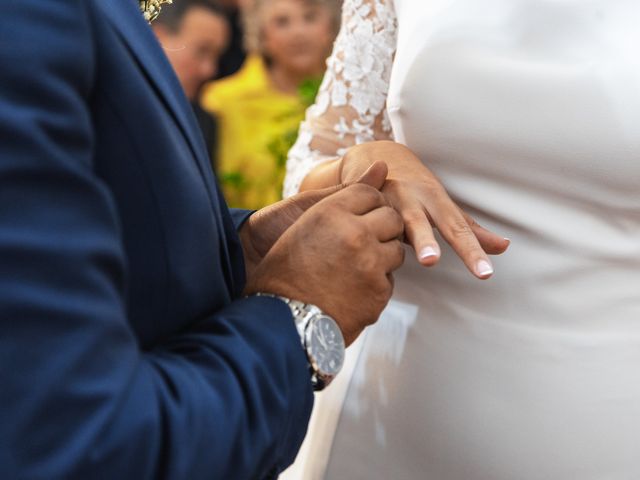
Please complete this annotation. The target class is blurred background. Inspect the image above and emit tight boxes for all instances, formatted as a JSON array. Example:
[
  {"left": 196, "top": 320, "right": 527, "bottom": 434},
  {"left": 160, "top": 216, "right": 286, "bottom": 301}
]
[{"left": 153, "top": 0, "right": 342, "bottom": 209}]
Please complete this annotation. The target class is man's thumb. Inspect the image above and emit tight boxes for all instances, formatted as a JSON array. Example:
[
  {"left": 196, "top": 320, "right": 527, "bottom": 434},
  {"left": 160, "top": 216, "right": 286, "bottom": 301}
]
[{"left": 354, "top": 161, "right": 388, "bottom": 190}]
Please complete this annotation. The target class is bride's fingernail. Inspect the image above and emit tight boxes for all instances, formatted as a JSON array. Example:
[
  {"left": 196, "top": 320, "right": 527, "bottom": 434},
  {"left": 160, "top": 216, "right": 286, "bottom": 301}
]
[
  {"left": 475, "top": 259, "right": 494, "bottom": 277},
  {"left": 419, "top": 246, "right": 439, "bottom": 260}
]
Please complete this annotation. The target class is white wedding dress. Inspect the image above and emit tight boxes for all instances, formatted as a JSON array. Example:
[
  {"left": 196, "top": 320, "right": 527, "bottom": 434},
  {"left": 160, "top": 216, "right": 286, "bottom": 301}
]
[{"left": 282, "top": 1, "right": 640, "bottom": 478}]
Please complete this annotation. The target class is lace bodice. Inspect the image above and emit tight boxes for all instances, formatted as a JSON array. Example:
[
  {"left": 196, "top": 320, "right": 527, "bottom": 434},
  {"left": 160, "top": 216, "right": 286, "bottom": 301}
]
[{"left": 283, "top": 0, "right": 398, "bottom": 197}]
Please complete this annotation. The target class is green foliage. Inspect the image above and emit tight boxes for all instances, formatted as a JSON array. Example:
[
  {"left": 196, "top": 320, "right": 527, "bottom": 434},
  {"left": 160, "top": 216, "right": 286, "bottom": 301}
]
[
  {"left": 220, "top": 171, "right": 247, "bottom": 189},
  {"left": 298, "top": 77, "right": 323, "bottom": 108}
]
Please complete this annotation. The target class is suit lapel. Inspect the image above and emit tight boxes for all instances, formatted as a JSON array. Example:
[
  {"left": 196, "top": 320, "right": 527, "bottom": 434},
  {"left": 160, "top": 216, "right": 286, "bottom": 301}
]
[
  {"left": 98, "top": 0, "right": 219, "bottom": 203},
  {"left": 97, "top": 0, "right": 238, "bottom": 293}
]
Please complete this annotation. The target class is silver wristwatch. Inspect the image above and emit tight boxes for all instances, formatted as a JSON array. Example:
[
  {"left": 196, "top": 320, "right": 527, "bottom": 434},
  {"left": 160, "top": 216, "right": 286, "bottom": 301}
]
[{"left": 258, "top": 294, "right": 345, "bottom": 391}]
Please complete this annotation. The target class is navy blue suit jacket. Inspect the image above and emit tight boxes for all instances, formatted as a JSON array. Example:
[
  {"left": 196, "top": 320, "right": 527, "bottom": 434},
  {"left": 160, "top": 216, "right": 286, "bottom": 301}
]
[{"left": 0, "top": 1, "right": 313, "bottom": 478}]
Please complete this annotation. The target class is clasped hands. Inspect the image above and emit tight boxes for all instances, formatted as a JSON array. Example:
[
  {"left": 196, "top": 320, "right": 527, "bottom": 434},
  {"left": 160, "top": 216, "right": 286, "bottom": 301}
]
[{"left": 242, "top": 141, "right": 509, "bottom": 346}]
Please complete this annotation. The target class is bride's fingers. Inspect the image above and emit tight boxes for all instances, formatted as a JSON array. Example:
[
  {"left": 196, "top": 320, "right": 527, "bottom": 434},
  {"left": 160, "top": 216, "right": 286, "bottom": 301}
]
[
  {"left": 387, "top": 182, "right": 505, "bottom": 278},
  {"left": 424, "top": 195, "right": 496, "bottom": 279},
  {"left": 460, "top": 210, "right": 511, "bottom": 255},
  {"left": 400, "top": 206, "right": 441, "bottom": 266},
  {"left": 471, "top": 226, "right": 511, "bottom": 255}
]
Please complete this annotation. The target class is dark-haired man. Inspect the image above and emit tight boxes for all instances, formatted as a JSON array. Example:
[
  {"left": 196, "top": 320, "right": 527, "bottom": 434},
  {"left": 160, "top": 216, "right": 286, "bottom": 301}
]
[{"left": 153, "top": 0, "right": 229, "bottom": 99}]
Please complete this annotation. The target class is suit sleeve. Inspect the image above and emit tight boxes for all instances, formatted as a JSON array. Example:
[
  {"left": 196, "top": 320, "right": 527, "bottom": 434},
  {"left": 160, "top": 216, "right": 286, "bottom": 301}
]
[
  {"left": 0, "top": 2, "right": 312, "bottom": 479},
  {"left": 229, "top": 208, "right": 255, "bottom": 230}
]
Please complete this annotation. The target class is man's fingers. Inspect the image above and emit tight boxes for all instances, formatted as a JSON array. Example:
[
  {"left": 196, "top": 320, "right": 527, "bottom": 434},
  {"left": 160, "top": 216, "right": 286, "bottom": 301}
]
[
  {"left": 378, "top": 239, "right": 406, "bottom": 273},
  {"left": 328, "top": 183, "right": 389, "bottom": 215},
  {"left": 289, "top": 184, "right": 348, "bottom": 212},
  {"left": 363, "top": 206, "right": 404, "bottom": 242}
]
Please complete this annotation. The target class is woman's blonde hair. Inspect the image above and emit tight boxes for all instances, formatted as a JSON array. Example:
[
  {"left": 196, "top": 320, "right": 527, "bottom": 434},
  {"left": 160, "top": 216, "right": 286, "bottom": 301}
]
[{"left": 242, "top": 0, "right": 342, "bottom": 55}]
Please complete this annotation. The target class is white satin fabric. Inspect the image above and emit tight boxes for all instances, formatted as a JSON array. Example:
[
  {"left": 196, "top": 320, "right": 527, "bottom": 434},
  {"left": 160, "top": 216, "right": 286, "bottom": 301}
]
[{"left": 283, "top": 1, "right": 640, "bottom": 478}]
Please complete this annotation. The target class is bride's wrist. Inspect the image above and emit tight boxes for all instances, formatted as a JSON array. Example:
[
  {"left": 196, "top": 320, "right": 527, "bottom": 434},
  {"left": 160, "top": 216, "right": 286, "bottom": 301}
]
[{"left": 340, "top": 149, "right": 376, "bottom": 184}]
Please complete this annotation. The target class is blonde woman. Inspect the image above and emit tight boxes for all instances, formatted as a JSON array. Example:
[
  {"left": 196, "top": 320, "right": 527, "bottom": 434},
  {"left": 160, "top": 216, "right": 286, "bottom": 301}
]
[{"left": 201, "top": 0, "right": 341, "bottom": 209}]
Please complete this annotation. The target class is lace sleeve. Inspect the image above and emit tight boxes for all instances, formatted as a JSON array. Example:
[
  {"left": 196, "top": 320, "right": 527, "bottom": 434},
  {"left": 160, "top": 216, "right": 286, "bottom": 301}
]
[{"left": 283, "top": 0, "right": 398, "bottom": 197}]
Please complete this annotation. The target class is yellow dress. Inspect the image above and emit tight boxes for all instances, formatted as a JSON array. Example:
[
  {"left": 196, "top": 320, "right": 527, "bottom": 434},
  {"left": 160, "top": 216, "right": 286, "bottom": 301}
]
[{"left": 201, "top": 56, "right": 309, "bottom": 209}]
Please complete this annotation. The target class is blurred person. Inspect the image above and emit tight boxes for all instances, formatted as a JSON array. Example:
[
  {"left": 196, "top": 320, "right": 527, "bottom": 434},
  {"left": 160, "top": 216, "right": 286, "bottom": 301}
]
[
  {"left": 201, "top": 0, "right": 341, "bottom": 209},
  {"left": 215, "top": 0, "right": 250, "bottom": 79},
  {"left": 152, "top": 0, "right": 230, "bottom": 165}
]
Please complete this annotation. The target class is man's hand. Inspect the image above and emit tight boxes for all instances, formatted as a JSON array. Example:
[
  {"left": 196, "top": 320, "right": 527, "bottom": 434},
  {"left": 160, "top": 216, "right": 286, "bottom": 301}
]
[
  {"left": 239, "top": 161, "right": 393, "bottom": 281},
  {"left": 244, "top": 162, "right": 405, "bottom": 346}
]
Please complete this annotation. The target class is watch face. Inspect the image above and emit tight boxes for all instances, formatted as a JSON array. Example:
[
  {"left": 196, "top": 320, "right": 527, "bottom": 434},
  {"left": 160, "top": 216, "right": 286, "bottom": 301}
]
[{"left": 306, "top": 315, "right": 345, "bottom": 376}]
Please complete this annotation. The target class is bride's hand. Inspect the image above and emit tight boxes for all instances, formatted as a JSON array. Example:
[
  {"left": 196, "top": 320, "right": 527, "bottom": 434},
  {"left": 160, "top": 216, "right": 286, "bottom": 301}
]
[{"left": 338, "top": 141, "right": 510, "bottom": 279}]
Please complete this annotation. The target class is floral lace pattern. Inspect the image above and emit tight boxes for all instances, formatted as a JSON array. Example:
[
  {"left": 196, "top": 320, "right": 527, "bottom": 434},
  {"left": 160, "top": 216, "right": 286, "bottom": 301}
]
[{"left": 283, "top": 0, "right": 398, "bottom": 197}]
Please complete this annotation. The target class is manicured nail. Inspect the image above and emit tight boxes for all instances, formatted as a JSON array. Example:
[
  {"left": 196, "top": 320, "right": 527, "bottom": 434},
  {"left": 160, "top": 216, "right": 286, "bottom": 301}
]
[
  {"left": 475, "top": 259, "right": 494, "bottom": 277},
  {"left": 419, "top": 246, "right": 439, "bottom": 261}
]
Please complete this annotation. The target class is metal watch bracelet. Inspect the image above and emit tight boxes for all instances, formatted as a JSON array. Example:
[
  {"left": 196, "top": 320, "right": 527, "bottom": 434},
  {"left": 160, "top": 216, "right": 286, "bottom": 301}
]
[{"left": 254, "top": 293, "right": 339, "bottom": 391}]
